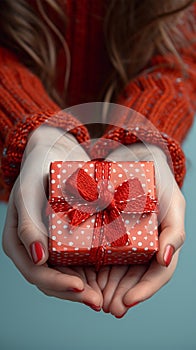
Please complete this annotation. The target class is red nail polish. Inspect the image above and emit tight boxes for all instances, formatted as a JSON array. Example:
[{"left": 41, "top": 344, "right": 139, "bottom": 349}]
[
  {"left": 30, "top": 241, "right": 45, "bottom": 264},
  {"left": 67, "top": 288, "right": 84, "bottom": 293},
  {"left": 125, "top": 301, "right": 140, "bottom": 308},
  {"left": 115, "top": 312, "right": 126, "bottom": 319},
  {"left": 84, "top": 302, "right": 101, "bottom": 312},
  {"left": 164, "top": 245, "right": 175, "bottom": 267}
]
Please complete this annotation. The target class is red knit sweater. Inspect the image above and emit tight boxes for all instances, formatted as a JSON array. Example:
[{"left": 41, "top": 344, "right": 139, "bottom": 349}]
[{"left": 0, "top": 1, "right": 196, "bottom": 200}]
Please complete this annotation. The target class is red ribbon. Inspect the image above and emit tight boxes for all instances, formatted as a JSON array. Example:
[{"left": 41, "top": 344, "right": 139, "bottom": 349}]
[{"left": 48, "top": 162, "right": 158, "bottom": 269}]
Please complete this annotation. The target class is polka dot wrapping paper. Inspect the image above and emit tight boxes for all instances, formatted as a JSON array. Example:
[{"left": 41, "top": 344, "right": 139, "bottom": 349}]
[{"left": 47, "top": 160, "right": 159, "bottom": 270}]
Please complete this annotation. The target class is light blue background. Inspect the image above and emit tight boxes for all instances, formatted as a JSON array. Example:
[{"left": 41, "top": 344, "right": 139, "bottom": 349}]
[{"left": 0, "top": 121, "right": 196, "bottom": 350}]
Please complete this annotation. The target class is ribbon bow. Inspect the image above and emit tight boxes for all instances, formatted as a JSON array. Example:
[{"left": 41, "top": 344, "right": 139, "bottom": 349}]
[{"left": 49, "top": 164, "right": 158, "bottom": 251}]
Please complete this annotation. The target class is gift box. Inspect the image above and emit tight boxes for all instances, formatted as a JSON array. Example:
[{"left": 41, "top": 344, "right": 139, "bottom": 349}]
[{"left": 47, "top": 160, "right": 159, "bottom": 270}]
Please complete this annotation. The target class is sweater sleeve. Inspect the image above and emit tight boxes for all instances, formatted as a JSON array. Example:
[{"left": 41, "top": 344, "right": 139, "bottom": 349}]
[
  {"left": 0, "top": 47, "right": 89, "bottom": 200},
  {"left": 91, "top": 5, "right": 196, "bottom": 188}
]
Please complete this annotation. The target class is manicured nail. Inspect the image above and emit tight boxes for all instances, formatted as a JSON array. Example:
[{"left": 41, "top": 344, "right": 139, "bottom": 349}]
[
  {"left": 164, "top": 244, "right": 175, "bottom": 267},
  {"left": 115, "top": 312, "right": 126, "bottom": 319},
  {"left": 30, "top": 241, "right": 45, "bottom": 264},
  {"left": 67, "top": 288, "right": 84, "bottom": 293},
  {"left": 84, "top": 302, "right": 101, "bottom": 312},
  {"left": 125, "top": 301, "right": 140, "bottom": 308}
]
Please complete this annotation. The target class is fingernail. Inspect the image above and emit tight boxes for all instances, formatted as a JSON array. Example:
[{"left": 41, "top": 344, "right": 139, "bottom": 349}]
[
  {"left": 126, "top": 301, "right": 140, "bottom": 308},
  {"left": 84, "top": 302, "right": 101, "bottom": 312},
  {"left": 67, "top": 288, "right": 84, "bottom": 293},
  {"left": 115, "top": 312, "right": 126, "bottom": 319},
  {"left": 30, "top": 241, "right": 45, "bottom": 264},
  {"left": 164, "top": 244, "right": 175, "bottom": 267}
]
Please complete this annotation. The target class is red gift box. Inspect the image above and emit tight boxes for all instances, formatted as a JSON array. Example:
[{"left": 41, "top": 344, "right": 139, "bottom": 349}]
[{"left": 47, "top": 160, "right": 159, "bottom": 270}]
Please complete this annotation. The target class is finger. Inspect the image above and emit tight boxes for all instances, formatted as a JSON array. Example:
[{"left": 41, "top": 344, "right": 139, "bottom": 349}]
[
  {"left": 102, "top": 265, "right": 128, "bottom": 313},
  {"left": 109, "top": 265, "right": 147, "bottom": 318},
  {"left": 97, "top": 265, "right": 111, "bottom": 291},
  {"left": 156, "top": 189, "right": 186, "bottom": 267},
  {"left": 123, "top": 252, "right": 178, "bottom": 308},
  {"left": 14, "top": 171, "right": 49, "bottom": 265},
  {"left": 38, "top": 283, "right": 102, "bottom": 308},
  {"left": 84, "top": 267, "right": 103, "bottom": 309},
  {"left": 3, "top": 201, "right": 84, "bottom": 292}
]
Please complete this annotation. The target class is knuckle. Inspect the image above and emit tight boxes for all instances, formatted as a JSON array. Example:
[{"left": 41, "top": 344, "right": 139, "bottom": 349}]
[
  {"left": 18, "top": 223, "right": 32, "bottom": 242},
  {"left": 178, "top": 229, "right": 186, "bottom": 246},
  {"left": 24, "top": 271, "right": 35, "bottom": 285}
]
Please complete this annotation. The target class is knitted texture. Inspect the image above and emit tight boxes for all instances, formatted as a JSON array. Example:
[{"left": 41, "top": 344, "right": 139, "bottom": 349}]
[
  {"left": 0, "top": 48, "right": 90, "bottom": 200},
  {"left": 91, "top": 9, "right": 196, "bottom": 188},
  {"left": 0, "top": 1, "right": 196, "bottom": 199}
]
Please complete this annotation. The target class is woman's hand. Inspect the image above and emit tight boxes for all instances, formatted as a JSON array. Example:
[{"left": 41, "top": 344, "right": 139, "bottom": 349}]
[
  {"left": 97, "top": 143, "right": 186, "bottom": 317},
  {"left": 2, "top": 125, "right": 103, "bottom": 310}
]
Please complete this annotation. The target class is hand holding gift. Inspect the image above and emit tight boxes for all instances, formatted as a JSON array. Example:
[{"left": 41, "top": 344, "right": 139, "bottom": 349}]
[
  {"left": 97, "top": 143, "right": 186, "bottom": 317},
  {"left": 2, "top": 126, "right": 104, "bottom": 310},
  {"left": 2, "top": 126, "right": 186, "bottom": 317}
]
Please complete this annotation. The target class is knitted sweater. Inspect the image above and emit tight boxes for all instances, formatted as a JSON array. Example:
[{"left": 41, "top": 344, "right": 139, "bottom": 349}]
[{"left": 0, "top": 1, "right": 195, "bottom": 200}]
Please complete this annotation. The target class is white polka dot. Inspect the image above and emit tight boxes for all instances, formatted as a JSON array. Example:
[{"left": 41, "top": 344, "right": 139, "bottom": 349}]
[
  {"left": 144, "top": 247, "right": 149, "bottom": 251},
  {"left": 150, "top": 242, "right": 154, "bottom": 246},
  {"left": 51, "top": 179, "right": 56, "bottom": 184},
  {"left": 51, "top": 169, "right": 55, "bottom": 173},
  {"left": 89, "top": 163, "right": 94, "bottom": 168},
  {"left": 74, "top": 247, "right": 79, "bottom": 250},
  {"left": 68, "top": 242, "right": 74, "bottom": 246},
  {"left": 132, "top": 236, "right": 136, "bottom": 241},
  {"left": 135, "top": 168, "right": 140, "bottom": 172},
  {"left": 132, "top": 247, "right": 137, "bottom": 251},
  {"left": 63, "top": 224, "right": 68, "bottom": 229},
  {"left": 52, "top": 247, "right": 56, "bottom": 251},
  {"left": 57, "top": 174, "right": 61, "bottom": 179},
  {"left": 52, "top": 235, "right": 56, "bottom": 240},
  {"left": 84, "top": 168, "right": 88, "bottom": 172},
  {"left": 52, "top": 225, "right": 56, "bottom": 229},
  {"left": 125, "top": 219, "right": 130, "bottom": 225},
  {"left": 81, "top": 230, "right": 85, "bottom": 234},
  {"left": 62, "top": 169, "right": 67, "bottom": 173},
  {"left": 57, "top": 242, "right": 62, "bottom": 246},
  {"left": 149, "top": 220, "right": 153, "bottom": 224},
  {"left": 142, "top": 183, "right": 146, "bottom": 187},
  {"left": 91, "top": 218, "right": 95, "bottom": 223},
  {"left": 57, "top": 164, "right": 62, "bottom": 168},
  {"left": 113, "top": 169, "right": 117, "bottom": 173},
  {"left": 57, "top": 230, "right": 62, "bottom": 235},
  {"left": 75, "top": 236, "right": 79, "bottom": 240},
  {"left": 118, "top": 173, "right": 123, "bottom": 178},
  {"left": 129, "top": 164, "right": 133, "bottom": 167},
  {"left": 52, "top": 213, "right": 56, "bottom": 218},
  {"left": 137, "top": 230, "right": 142, "bottom": 235},
  {"left": 57, "top": 220, "right": 62, "bottom": 225},
  {"left": 138, "top": 242, "right": 142, "bottom": 246}
]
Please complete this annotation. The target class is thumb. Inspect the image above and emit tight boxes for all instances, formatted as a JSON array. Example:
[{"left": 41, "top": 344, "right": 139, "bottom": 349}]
[
  {"left": 15, "top": 180, "right": 49, "bottom": 265},
  {"left": 156, "top": 191, "right": 186, "bottom": 267}
]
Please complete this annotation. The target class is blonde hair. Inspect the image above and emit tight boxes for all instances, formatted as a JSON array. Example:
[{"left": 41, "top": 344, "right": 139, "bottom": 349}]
[{"left": 0, "top": 0, "right": 195, "bottom": 106}]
